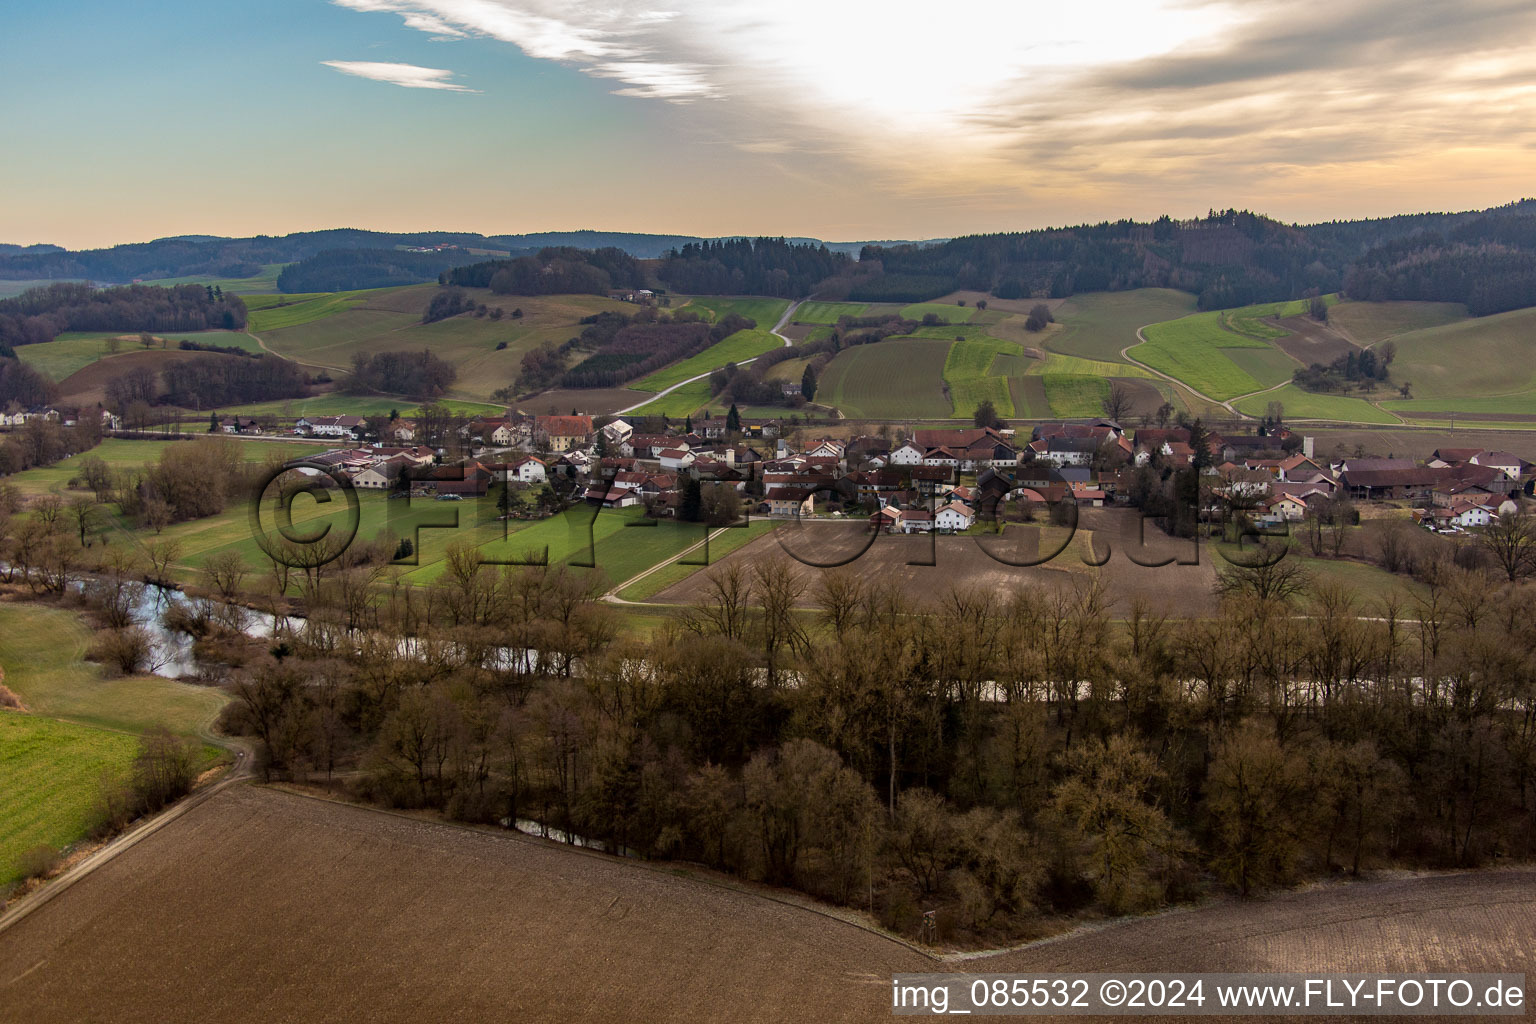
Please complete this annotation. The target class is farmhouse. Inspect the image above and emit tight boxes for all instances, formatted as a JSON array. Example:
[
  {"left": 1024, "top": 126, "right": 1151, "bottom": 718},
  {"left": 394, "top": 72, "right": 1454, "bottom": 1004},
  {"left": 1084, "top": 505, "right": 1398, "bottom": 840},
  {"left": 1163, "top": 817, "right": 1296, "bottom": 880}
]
[
  {"left": 898, "top": 508, "right": 934, "bottom": 533},
  {"left": 1417, "top": 499, "right": 1496, "bottom": 530},
  {"left": 353, "top": 456, "right": 413, "bottom": 490},
  {"left": 534, "top": 415, "right": 593, "bottom": 452},
  {"left": 765, "top": 489, "right": 815, "bottom": 517},
  {"left": 502, "top": 455, "right": 547, "bottom": 485},
  {"left": 934, "top": 501, "right": 975, "bottom": 532}
]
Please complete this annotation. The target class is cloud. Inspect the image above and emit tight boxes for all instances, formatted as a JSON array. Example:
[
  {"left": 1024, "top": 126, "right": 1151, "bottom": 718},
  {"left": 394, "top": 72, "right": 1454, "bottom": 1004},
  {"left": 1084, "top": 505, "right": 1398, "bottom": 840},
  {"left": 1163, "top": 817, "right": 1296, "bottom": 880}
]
[
  {"left": 327, "top": 0, "right": 1536, "bottom": 215},
  {"left": 321, "top": 60, "right": 478, "bottom": 91}
]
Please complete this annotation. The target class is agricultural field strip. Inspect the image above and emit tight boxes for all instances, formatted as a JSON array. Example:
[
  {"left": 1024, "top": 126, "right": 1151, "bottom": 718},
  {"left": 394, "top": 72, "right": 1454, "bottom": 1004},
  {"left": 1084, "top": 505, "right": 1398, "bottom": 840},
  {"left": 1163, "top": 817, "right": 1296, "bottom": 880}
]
[
  {"left": 791, "top": 301, "right": 868, "bottom": 324},
  {"left": 631, "top": 329, "right": 782, "bottom": 392},
  {"left": 18, "top": 332, "right": 263, "bottom": 382},
  {"left": 1132, "top": 310, "right": 1290, "bottom": 401},
  {"left": 942, "top": 336, "right": 1020, "bottom": 417},
  {"left": 1041, "top": 375, "right": 1111, "bottom": 419},
  {"left": 245, "top": 288, "right": 411, "bottom": 333}
]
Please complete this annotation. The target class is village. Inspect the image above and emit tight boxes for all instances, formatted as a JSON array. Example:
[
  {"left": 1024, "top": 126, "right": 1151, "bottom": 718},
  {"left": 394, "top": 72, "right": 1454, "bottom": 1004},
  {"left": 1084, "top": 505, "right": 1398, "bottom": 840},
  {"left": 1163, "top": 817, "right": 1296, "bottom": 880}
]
[{"left": 240, "top": 407, "right": 1532, "bottom": 548}]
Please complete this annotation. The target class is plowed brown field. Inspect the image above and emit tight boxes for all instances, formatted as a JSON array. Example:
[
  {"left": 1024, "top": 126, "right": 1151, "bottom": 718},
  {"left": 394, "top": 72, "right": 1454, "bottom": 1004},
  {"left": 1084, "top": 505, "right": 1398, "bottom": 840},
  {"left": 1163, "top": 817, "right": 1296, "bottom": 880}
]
[
  {"left": 651, "top": 509, "right": 1218, "bottom": 616},
  {"left": 0, "top": 786, "right": 1531, "bottom": 1023}
]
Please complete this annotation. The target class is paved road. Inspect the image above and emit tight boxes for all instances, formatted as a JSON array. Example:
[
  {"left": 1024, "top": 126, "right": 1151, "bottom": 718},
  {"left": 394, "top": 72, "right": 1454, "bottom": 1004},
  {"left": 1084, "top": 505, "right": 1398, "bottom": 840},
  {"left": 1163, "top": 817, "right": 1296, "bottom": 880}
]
[{"left": 615, "top": 299, "right": 804, "bottom": 416}]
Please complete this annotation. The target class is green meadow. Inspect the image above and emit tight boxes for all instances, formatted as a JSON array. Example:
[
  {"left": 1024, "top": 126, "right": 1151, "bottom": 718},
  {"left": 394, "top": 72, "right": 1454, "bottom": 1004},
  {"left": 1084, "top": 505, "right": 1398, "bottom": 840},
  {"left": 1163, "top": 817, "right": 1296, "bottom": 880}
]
[
  {"left": 17, "top": 331, "right": 262, "bottom": 382},
  {"left": 626, "top": 378, "right": 717, "bottom": 418},
  {"left": 1133, "top": 311, "right": 1278, "bottom": 400},
  {"left": 0, "top": 603, "right": 231, "bottom": 890},
  {"left": 900, "top": 301, "right": 975, "bottom": 324},
  {"left": 632, "top": 329, "right": 784, "bottom": 392},
  {"left": 682, "top": 296, "right": 791, "bottom": 326},
  {"left": 138, "top": 263, "right": 288, "bottom": 294},
  {"left": 818, "top": 338, "right": 954, "bottom": 419},
  {"left": 792, "top": 301, "right": 868, "bottom": 324},
  {"left": 1233, "top": 384, "right": 1398, "bottom": 423}
]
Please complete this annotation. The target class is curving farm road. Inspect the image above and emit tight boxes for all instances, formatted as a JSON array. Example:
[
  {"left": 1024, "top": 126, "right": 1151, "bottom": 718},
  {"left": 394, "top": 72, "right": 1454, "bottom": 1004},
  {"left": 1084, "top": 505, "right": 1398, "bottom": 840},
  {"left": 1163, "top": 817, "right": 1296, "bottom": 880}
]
[{"left": 614, "top": 298, "right": 802, "bottom": 416}]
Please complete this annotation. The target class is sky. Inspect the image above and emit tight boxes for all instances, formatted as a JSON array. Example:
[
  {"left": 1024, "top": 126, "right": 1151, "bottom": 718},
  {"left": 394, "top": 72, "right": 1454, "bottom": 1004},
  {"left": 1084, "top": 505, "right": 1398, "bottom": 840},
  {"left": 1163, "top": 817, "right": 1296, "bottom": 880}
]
[{"left": 4, "top": 0, "right": 1536, "bottom": 249}]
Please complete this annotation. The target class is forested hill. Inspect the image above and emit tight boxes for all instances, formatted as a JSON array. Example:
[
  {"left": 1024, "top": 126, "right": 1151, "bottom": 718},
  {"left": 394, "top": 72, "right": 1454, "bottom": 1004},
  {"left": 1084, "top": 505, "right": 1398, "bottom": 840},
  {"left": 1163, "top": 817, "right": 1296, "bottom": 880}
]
[
  {"left": 0, "top": 229, "right": 931, "bottom": 287},
  {"left": 1343, "top": 211, "right": 1536, "bottom": 315},
  {"left": 0, "top": 283, "right": 246, "bottom": 348},
  {"left": 856, "top": 199, "right": 1536, "bottom": 310}
]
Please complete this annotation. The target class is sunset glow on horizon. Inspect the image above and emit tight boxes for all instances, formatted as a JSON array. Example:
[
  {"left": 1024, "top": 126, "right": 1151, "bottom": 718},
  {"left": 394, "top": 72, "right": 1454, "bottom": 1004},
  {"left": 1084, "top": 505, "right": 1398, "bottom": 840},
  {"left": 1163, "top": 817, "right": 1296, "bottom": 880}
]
[{"left": 4, "top": 0, "right": 1536, "bottom": 248}]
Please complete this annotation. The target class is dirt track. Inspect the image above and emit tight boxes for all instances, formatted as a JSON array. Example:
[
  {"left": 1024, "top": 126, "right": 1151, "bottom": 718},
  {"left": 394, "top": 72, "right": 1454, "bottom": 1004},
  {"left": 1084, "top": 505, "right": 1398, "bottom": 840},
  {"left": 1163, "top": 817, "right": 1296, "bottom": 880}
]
[{"left": 3, "top": 785, "right": 1529, "bottom": 1023}]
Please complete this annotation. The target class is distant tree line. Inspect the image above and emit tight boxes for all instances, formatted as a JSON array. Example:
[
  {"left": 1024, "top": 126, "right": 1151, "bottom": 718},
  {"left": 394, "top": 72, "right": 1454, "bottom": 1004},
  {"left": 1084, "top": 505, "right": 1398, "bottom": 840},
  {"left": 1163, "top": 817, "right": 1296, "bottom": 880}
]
[
  {"left": 277, "top": 248, "right": 492, "bottom": 293},
  {"left": 344, "top": 349, "right": 456, "bottom": 400},
  {"left": 0, "top": 414, "right": 102, "bottom": 476},
  {"left": 160, "top": 354, "right": 309, "bottom": 409},
  {"left": 0, "top": 356, "right": 58, "bottom": 408},
  {"left": 0, "top": 283, "right": 247, "bottom": 348},
  {"left": 1343, "top": 215, "right": 1536, "bottom": 315},
  {"left": 100, "top": 353, "right": 310, "bottom": 412},
  {"left": 442, "top": 247, "right": 644, "bottom": 296},
  {"left": 657, "top": 238, "right": 848, "bottom": 297},
  {"left": 176, "top": 338, "right": 258, "bottom": 357},
  {"left": 850, "top": 201, "right": 1536, "bottom": 311}
]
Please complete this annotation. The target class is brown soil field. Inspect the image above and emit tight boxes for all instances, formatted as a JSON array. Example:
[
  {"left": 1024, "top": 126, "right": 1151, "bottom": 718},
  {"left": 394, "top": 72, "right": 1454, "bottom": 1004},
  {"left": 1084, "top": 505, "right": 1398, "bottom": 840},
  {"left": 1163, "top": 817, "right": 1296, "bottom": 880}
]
[
  {"left": 1, "top": 785, "right": 1530, "bottom": 1024},
  {"left": 1269, "top": 316, "right": 1357, "bottom": 366},
  {"left": 650, "top": 509, "right": 1217, "bottom": 616},
  {"left": 1306, "top": 426, "right": 1536, "bottom": 461},
  {"left": 1108, "top": 377, "right": 1167, "bottom": 418},
  {"left": 55, "top": 349, "right": 234, "bottom": 407},
  {"left": 519, "top": 387, "right": 653, "bottom": 417},
  {"left": 1012, "top": 373, "right": 1051, "bottom": 417},
  {"left": 1406, "top": 411, "right": 1536, "bottom": 423}
]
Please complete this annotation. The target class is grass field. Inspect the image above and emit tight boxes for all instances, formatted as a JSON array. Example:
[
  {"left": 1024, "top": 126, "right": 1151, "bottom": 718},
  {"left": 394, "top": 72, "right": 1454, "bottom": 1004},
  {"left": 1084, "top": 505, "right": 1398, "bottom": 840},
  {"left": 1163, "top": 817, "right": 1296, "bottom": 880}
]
[
  {"left": 1, "top": 438, "right": 327, "bottom": 500},
  {"left": 0, "top": 715, "right": 138, "bottom": 888},
  {"left": 818, "top": 339, "right": 954, "bottom": 419},
  {"left": 138, "top": 263, "right": 288, "bottom": 294},
  {"left": 255, "top": 288, "right": 629, "bottom": 403},
  {"left": 1028, "top": 351, "right": 1157, "bottom": 379},
  {"left": 1042, "top": 374, "right": 1111, "bottom": 417},
  {"left": 15, "top": 331, "right": 263, "bottom": 382},
  {"left": 616, "top": 520, "right": 780, "bottom": 600},
  {"left": 245, "top": 289, "right": 390, "bottom": 333},
  {"left": 1218, "top": 296, "right": 1336, "bottom": 340},
  {"left": 1379, "top": 305, "right": 1536, "bottom": 401},
  {"left": 1327, "top": 300, "right": 1468, "bottom": 346},
  {"left": 791, "top": 301, "right": 867, "bottom": 324},
  {"left": 1232, "top": 384, "right": 1399, "bottom": 423},
  {"left": 215, "top": 394, "right": 501, "bottom": 419},
  {"left": 1133, "top": 311, "right": 1277, "bottom": 400},
  {"left": 0, "top": 603, "right": 231, "bottom": 888},
  {"left": 1223, "top": 345, "right": 1302, "bottom": 383},
  {"left": 1048, "top": 289, "right": 1199, "bottom": 361},
  {"left": 681, "top": 296, "right": 791, "bottom": 327},
  {"left": 943, "top": 336, "right": 1019, "bottom": 417},
  {"left": 1382, "top": 393, "right": 1536, "bottom": 416},
  {"left": 0, "top": 605, "right": 225, "bottom": 736},
  {"left": 625, "top": 378, "right": 717, "bottom": 418},
  {"left": 900, "top": 301, "right": 974, "bottom": 323},
  {"left": 632, "top": 329, "right": 783, "bottom": 391},
  {"left": 0, "top": 279, "right": 83, "bottom": 300}
]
